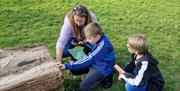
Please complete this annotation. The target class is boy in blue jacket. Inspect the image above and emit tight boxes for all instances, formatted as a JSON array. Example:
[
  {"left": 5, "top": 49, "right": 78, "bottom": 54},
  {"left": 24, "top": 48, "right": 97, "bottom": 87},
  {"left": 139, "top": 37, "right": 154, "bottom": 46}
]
[{"left": 58, "top": 22, "right": 115, "bottom": 91}]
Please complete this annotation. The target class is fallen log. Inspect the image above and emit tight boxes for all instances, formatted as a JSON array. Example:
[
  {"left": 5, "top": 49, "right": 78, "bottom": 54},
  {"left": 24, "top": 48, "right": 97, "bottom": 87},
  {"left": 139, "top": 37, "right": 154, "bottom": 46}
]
[{"left": 0, "top": 45, "right": 64, "bottom": 91}]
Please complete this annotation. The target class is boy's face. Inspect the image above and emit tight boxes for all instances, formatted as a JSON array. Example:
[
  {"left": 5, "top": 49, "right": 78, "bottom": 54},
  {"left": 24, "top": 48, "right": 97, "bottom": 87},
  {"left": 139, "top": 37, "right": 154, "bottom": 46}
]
[
  {"left": 127, "top": 44, "right": 136, "bottom": 54},
  {"left": 86, "top": 35, "right": 100, "bottom": 45}
]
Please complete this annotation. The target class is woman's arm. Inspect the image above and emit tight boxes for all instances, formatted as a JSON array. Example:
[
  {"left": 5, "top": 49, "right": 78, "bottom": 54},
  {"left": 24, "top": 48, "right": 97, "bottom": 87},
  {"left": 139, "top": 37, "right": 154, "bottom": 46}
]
[
  {"left": 56, "top": 48, "right": 64, "bottom": 62},
  {"left": 56, "top": 16, "right": 72, "bottom": 62}
]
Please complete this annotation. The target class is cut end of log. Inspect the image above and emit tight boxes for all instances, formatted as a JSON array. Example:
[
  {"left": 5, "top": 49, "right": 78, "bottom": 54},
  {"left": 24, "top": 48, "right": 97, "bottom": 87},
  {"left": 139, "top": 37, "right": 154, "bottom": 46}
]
[{"left": 0, "top": 45, "right": 64, "bottom": 91}]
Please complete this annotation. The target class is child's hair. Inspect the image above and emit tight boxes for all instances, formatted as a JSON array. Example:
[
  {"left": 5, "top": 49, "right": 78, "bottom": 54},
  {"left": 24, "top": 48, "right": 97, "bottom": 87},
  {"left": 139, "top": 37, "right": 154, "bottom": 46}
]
[
  {"left": 67, "top": 4, "right": 93, "bottom": 40},
  {"left": 84, "top": 22, "right": 103, "bottom": 37},
  {"left": 127, "top": 35, "right": 148, "bottom": 54}
]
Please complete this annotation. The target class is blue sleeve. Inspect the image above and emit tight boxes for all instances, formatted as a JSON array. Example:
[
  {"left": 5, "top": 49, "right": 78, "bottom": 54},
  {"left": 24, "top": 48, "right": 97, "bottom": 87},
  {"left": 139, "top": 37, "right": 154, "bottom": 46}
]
[{"left": 65, "top": 41, "right": 109, "bottom": 70}]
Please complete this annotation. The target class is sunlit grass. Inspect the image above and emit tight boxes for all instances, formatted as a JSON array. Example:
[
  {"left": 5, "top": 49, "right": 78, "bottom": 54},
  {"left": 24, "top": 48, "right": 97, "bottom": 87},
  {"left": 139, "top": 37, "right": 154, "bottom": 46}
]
[{"left": 0, "top": 0, "right": 179, "bottom": 91}]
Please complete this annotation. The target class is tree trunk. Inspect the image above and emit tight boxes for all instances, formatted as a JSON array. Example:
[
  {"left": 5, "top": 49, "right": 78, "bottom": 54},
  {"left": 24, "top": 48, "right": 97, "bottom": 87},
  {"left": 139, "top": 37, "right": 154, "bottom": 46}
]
[{"left": 0, "top": 45, "right": 64, "bottom": 91}]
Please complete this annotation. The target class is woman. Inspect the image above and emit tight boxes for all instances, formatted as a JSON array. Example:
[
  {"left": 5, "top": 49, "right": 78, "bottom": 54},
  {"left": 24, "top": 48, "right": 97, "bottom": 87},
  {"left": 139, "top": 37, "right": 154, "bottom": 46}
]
[
  {"left": 56, "top": 5, "right": 96, "bottom": 74},
  {"left": 56, "top": 6, "right": 113, "bottom": 88}
]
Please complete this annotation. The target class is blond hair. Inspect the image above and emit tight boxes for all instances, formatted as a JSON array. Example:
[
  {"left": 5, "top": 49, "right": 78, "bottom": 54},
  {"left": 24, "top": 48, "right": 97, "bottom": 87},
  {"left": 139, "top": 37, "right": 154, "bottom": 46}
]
[
  {"left": 127, "top": 35, "right": 148, "bottom": 54},
  {"left": 67, "top": 5, "right": 93, "bottom": 40},
  {"left": 84, "top": 23, "right": 103, "bottom": 38}
]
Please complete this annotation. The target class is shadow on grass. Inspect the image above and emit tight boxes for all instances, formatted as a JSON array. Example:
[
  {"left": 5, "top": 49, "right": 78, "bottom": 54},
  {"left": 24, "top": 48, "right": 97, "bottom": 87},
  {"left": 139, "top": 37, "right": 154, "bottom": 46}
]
[{"left": 61, "top": 71, "right": 82, "bottom": 91}]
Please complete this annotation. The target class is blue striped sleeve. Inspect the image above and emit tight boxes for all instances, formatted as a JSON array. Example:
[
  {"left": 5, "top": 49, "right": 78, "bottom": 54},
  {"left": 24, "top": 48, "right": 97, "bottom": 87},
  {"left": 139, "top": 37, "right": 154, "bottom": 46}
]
[{"left": 65, "top": 40, "right": 109, "bottom": 70}]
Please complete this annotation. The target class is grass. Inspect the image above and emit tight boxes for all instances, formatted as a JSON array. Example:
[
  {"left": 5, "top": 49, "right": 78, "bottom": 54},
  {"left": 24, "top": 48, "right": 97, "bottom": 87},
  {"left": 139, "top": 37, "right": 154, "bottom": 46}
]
[{"left": 0, "top": 0, "right": 179, "bottom": 91}]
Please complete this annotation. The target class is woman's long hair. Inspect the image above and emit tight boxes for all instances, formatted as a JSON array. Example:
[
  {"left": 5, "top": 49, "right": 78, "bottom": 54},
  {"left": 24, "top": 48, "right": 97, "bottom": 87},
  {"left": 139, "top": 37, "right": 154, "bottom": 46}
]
[{"left": 67, "top": 5, "right": 93, "bottom": 41}]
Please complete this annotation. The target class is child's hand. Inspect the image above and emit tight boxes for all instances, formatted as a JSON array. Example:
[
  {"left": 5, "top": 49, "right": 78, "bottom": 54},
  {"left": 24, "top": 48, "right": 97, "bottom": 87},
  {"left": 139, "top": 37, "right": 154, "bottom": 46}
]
[
  {"left": 83, "top": 39, "right": 87, "bottom": 43},
  {"left": 114, "top": 64, "right": 125, "bottom": 74},
  {"left": 56, "top": 62, "right": 65, "bottom": 70},
  {"left": 59, "top": 64, "right": 65, "bottom": 70},
  {"left": 118, "top": 73, "right": 125, "bottom": 81}
]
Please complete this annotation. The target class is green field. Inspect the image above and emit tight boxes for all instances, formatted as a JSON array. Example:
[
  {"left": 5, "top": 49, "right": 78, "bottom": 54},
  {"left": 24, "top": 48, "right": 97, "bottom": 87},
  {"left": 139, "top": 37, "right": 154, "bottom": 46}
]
[{"left": 0, "top": 0, "right": 179, "bottom": 91}]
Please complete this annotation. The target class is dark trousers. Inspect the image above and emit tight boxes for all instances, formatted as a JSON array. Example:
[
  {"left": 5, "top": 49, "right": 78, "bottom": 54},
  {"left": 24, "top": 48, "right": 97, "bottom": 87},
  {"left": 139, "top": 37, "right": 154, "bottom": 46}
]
[
  {"left": 80, "top": 68, "right": 104, "bottom": 91},
  {"left": 80, "top": 68, "right": 113, "bottom": 91}
]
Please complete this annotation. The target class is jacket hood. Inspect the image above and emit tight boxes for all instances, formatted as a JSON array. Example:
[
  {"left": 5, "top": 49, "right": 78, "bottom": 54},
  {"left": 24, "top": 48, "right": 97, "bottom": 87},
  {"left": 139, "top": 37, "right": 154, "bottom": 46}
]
[{"left": 138, "top": 52, "right": 159, "bottom": 66}]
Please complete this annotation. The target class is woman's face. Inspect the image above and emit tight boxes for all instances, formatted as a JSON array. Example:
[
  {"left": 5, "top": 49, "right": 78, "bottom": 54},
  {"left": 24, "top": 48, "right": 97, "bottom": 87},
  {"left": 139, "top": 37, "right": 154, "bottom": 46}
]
[{"left": 74, "top": 15, "right": 86, "bottom": 27}]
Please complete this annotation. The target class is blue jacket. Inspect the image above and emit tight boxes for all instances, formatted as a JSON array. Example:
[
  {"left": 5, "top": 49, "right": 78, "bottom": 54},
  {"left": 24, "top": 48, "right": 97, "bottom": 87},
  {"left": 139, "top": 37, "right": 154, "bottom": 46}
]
[{"left": 65, "top": 34, "right": 115, "bottom": 77}]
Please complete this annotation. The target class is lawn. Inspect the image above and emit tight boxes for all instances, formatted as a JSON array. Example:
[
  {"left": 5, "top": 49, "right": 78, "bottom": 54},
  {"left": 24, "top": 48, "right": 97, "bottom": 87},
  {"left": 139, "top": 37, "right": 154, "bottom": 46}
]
[{"left": 0, "top": 0, "right": 179, "bottom": 91}]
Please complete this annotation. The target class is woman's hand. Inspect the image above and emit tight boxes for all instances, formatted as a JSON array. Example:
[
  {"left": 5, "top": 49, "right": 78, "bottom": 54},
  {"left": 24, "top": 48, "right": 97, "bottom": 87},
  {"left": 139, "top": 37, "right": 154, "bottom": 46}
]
[
  {"left": 71, "top": 39, "right": 87, "bottom": 46},
  {"left": 71, "top": 40, "right": 78, "bottom": 46},
  {"left": 77, "top": 41, "right": 84, "bottom": 45},
  {"left": 78, "top": 39, "right": 88, "bottom": 45},
  {"left": 56, "top": 61, "right": 61, "bottom": 67}
]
